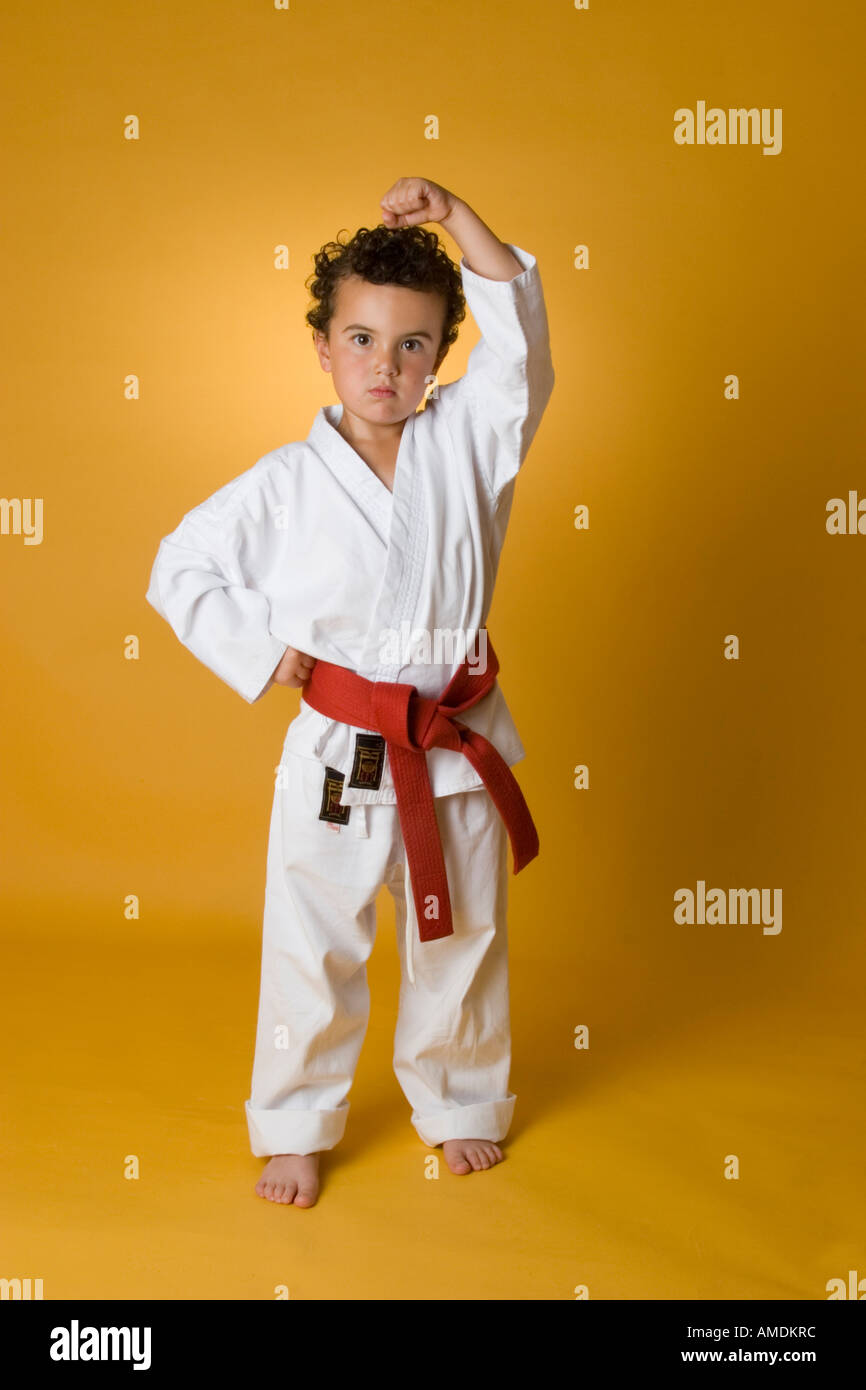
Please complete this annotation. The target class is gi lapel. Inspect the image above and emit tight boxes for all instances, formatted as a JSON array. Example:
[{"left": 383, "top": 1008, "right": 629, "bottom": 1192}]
[
  {"left": 307, "top": 403, "right": 426, "bottom": 681},
  {"left": 355, "top": 409, "right": 427, "bottom": 680},
  {"left": 309, "top": 404, "right": 393, "bottom": 544}
]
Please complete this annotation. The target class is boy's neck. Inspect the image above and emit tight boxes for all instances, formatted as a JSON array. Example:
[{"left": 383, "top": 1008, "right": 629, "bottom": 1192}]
[{"left": 335, "top": 408, "right": 411, "bottom": 493}]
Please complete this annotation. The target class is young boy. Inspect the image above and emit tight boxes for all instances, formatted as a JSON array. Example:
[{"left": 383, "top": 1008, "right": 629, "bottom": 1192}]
[{"left": 145, "top": 176, "right": 555, "bottom": 1207}]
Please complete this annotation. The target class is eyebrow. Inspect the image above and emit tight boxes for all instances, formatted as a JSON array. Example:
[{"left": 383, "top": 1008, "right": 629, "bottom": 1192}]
[{"left": 341, "top": 324, "right": 434, "bottom": 339}]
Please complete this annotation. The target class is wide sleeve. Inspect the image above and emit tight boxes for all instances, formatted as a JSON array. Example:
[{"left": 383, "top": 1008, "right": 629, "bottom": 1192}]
[
  {"left": 145, "top": 495, "right": 288, "bottom": 706},
  {"left": 436, "top": 242, "right": 555, "bottom": 502}
]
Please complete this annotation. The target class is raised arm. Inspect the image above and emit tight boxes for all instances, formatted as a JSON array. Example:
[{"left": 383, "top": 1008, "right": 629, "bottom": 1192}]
[
  {"left": 380, "top": 177, "right": 555, "bottom": 500},
  {"left": 381, "top": 177, "right": 523, "bottom": 280}
]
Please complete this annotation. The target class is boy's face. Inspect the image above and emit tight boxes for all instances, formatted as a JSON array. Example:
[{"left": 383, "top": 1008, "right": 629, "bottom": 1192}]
[{"left": 315, "top": 275, "right": 449, "bottom": 426}]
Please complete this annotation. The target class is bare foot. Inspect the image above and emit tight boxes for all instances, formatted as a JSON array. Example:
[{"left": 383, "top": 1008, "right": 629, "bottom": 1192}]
[
  {"left": 442, "top": 1138, "right": 504, "bottom": 1174},
  {"left": 255, "top": 1152, "right": 320, "bottom": 1205}
]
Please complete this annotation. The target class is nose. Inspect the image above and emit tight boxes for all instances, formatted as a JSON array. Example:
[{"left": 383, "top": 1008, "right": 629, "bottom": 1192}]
[{"left": 372, "top": 345, "right": 400, "bottom": 375}]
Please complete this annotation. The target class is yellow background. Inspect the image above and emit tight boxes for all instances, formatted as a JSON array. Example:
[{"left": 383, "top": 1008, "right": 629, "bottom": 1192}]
[{"left": 2, "top": 0, "right": 864, "bottom": 1299}]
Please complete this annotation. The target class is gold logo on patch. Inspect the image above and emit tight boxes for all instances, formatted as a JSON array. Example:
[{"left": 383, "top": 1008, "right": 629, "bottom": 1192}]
[
  {"left": 348, "top": 733, "right": 386, "bottom": 789},
  {"left": 319, "top": 766, "right": 351, "bottom": 824}
]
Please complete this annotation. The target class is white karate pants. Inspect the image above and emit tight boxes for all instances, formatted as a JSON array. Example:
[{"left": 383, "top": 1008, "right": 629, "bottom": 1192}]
[{"left": 244, "top": 748, "right": 516, "bottom": 1156}]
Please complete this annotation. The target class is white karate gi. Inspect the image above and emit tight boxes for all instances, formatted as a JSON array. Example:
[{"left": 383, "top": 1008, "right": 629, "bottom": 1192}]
[{"left": 145, "top": 242, "right": 554, "bottom": 1154}]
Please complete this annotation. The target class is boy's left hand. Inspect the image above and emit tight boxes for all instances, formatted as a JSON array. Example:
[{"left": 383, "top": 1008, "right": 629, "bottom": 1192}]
[{"left": 379, "top": 177, "right": 458, "bottom": 228}]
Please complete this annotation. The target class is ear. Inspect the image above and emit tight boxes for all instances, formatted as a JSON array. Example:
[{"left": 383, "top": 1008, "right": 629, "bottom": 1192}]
[{"left": 314, "top": 330, "right": 332, "bottom": 373}]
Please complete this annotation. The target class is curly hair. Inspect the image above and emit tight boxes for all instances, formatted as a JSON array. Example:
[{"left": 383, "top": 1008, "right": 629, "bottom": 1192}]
[{"left": 304, "top": 223, "right": 466, "bottom": 360}]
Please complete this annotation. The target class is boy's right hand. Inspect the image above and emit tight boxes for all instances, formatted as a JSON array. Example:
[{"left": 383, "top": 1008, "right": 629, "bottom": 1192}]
[{"left": 271, "top": 646, "right": 317, "bottom": 689}]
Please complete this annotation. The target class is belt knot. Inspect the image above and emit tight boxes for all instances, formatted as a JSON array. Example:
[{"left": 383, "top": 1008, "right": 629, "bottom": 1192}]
[
  {"left": 412, "top": 694, "right": 465, "bottom": 753},
  {"left": 300, "top": 630, "right": 540, "bottom": 946},
  {"left": 371, "top": 683, "right": 464, "bottom": 754}
]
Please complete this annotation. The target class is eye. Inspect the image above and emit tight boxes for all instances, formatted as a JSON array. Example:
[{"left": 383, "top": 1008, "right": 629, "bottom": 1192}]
[
  {"left": 352, "top": 333, "right": 371, "bottom": 346},
  {"left": 403, "top": 339, "right": 422, "bottom": 352}
]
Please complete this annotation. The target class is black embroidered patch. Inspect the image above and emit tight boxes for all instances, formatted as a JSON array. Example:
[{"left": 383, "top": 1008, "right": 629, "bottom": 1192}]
[
  {"left": 348, "top": 733, "right": 387, "bottom": 789},
  {"left": 319, "top": 766, "right": 351, "bottom": 824}
]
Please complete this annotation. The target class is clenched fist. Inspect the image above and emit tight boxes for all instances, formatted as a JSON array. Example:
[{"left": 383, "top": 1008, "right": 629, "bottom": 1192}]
[
  {"left": 271, "top": 645, "right": 317, "bottom": 689},
  {"left": 379, "top": 177, "right": 458, "bottom": 229}
]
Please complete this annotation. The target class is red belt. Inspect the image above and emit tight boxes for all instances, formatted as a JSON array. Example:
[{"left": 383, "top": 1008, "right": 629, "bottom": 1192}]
[{"left": 301, "top": 632, "right": 539, "bottom": 943}]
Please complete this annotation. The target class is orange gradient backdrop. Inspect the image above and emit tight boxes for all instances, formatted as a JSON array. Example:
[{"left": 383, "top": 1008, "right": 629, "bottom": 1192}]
[{"left": 1, "top": 0, "right": 863, "bottom": 1300}]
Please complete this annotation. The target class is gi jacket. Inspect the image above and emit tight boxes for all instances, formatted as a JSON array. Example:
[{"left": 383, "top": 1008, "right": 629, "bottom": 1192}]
[{"left": 145, "top": 242, "right": 555, "bottom": 805}]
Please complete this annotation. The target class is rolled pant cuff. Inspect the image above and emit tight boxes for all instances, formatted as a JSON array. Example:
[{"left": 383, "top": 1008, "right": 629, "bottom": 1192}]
[
  {"left": 411, "top": 1094, "right": 516, "bottom": 1147},
  {"left": 245, "top": 1100, "right": 348, "bottom": 1157}
]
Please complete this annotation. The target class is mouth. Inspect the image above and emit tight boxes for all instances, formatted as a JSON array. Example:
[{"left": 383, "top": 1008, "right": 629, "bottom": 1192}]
[{"left": 369, "top": 387, "right": 396, "bottom": 397}]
